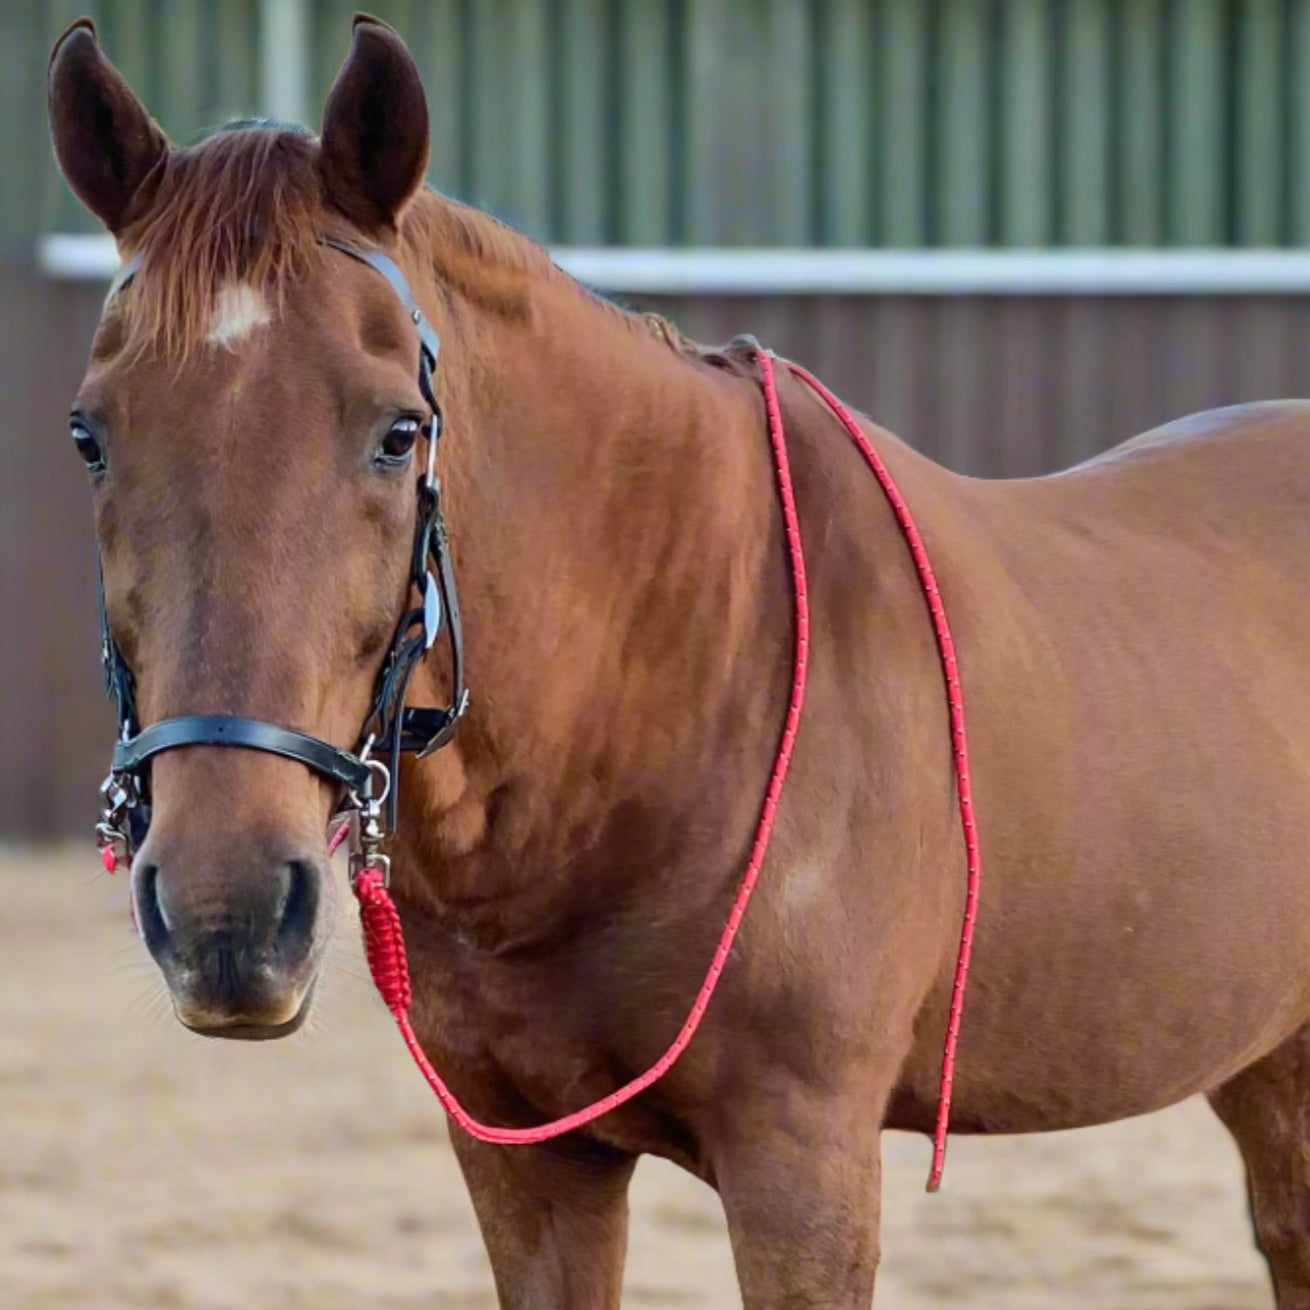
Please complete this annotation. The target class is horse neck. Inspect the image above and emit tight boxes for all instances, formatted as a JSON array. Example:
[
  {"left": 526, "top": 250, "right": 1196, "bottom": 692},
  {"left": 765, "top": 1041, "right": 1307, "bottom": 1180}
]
[{"left": 396, "top": 271, "right": 788, "bottom": 933}]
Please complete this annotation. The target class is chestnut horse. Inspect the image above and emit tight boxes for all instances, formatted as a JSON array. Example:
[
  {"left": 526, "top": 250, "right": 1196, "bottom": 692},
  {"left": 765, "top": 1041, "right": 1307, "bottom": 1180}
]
[{"left": 48, "top": 14, "right": 1310, "bottom": 1308}]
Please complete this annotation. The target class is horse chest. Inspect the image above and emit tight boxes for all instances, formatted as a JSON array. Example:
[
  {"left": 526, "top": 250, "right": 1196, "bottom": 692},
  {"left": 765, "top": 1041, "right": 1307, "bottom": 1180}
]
[{"left": 403, "top": 925, "right": 711, "bottom": 1164}]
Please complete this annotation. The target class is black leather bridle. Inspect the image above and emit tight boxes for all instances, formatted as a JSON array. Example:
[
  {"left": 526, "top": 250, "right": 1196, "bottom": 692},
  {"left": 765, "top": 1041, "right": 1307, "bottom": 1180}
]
[{"left": 93, "top": 235, "right": 469, "bottom": 884}]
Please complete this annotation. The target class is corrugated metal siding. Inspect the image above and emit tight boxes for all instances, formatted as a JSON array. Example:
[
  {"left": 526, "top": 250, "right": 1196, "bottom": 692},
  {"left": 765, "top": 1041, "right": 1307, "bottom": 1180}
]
[
  {"left": 8, "top": 277, "right": 1310, "bottom": 837},
  {"left": 38, "top": 0, "right": 264, "bottom": 238},
  {"left": 26, "top": 0, "right": 1310, "bottom": 248}
]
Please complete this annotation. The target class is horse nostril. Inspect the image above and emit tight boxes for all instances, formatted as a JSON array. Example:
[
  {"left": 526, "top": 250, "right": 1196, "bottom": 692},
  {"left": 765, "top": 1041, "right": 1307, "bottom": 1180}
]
[
  {"left": 274, "top": 859, "right": 320, "bottom": 957},
  {"left": 133, "top": 862, "right": 171, "bottom": 957}
]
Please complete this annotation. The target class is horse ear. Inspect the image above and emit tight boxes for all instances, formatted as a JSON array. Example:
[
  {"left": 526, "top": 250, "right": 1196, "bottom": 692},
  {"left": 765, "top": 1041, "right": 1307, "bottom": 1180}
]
[
  {"left": 319, "top": 15, "right": 430, "bottom": 232},
  {"left": 47, "top": 18, "right": 169, "bottom": 235}
]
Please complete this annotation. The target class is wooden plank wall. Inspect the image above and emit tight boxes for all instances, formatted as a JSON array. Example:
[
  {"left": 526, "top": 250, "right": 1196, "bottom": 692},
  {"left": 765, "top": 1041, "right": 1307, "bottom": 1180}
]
[
  {"left": 6, "top": 275, "right": 1310, "bottom": 838},
  {"left": 0, "top": 266, "right": 115, "bottom": 840},
  {"left": 10, "top": 0, "right": 1310, "bottom": 837}
]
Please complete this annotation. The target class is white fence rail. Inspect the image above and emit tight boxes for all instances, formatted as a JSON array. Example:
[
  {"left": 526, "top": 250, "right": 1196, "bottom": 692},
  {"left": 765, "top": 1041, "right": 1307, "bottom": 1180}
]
[{"left": 36, "top": 234, "right": 1310, "bottom": 297}]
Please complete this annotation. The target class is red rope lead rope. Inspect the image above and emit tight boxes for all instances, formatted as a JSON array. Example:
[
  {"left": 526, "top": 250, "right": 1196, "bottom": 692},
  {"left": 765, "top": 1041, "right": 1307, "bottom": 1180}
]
[
  {"left": 341, "top": 347, "right": 808, "bottom": 1146},
  {"left": 782, "top": 361, "right": 982, "bottom": 1192},
  {"left": 344, "top": 349, "right": 981, "bottom": 1188}
]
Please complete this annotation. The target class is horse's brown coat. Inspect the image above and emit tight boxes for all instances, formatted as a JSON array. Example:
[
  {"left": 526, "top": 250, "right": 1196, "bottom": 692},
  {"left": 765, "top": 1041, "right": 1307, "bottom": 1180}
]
[{"left": 48, "top": 13, "right": 1310, "bottom": 1307}]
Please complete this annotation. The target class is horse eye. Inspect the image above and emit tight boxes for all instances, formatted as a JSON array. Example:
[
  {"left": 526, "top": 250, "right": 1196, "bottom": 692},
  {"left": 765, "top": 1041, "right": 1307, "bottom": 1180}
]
[
  {"left": 70, "top": 422, "right": 106, "bottom": 474},
  {"left": 376, "top": 416, "right": 422, "bottom": 467}
]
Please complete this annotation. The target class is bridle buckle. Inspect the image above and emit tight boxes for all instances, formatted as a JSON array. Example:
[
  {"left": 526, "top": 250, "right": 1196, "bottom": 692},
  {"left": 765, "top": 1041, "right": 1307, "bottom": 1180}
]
[
  {"left": 346, "top": 756, "right": 392, "bottom": 889},
  {"left": 95, "top": 769, "right": 138, "bottom": 872},
  {"left": 349, "top": 849, "right": 392, "bottom": 889}
]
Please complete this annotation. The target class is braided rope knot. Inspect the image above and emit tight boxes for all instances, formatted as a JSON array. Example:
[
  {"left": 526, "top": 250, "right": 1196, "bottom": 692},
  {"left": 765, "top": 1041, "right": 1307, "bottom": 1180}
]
[{"left": 355, "top": 869, "right": 414, "bottom": 1016}]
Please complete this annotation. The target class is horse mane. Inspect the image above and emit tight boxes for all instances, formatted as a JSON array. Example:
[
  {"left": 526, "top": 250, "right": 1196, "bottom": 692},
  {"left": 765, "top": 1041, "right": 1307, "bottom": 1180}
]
[{"left": 110, "top": 121, "right": 687, "bottom": 363}]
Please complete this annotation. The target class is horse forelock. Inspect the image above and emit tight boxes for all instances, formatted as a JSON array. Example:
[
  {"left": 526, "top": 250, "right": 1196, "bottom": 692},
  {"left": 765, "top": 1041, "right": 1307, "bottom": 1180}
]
[
  {"left": 113, "top": 127, "right": 325, "bottom": 361},
  {"left": 105, "top": 122, "right": 690, "bottom": 364}
]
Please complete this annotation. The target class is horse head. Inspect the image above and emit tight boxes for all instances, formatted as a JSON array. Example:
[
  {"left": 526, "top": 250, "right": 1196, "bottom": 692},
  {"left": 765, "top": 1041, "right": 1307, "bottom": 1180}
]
[{"left": 48, "top": 15, "right": 453, "bottom": 1037}]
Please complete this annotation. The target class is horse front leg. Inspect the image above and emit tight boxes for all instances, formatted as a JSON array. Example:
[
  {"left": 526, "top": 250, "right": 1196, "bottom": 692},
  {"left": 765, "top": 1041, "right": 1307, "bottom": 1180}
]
[
  {"left": 449, "top": 1128, "right": 637, "bottom": 1309},
  {"left": 713, "top": 1073, "right": 885, "bottom": 1308}
]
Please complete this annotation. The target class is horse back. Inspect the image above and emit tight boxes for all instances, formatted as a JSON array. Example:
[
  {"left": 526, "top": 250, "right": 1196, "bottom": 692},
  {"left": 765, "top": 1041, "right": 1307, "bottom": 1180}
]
[{"left": 1071, "top": 398, "right": 1310, "bottom": 515}]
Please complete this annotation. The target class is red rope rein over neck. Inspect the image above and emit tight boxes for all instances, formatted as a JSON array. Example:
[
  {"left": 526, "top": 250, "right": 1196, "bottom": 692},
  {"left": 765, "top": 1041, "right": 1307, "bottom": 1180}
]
[{"left": 344, "top": 349, "right": 982, "bottom": 1189}]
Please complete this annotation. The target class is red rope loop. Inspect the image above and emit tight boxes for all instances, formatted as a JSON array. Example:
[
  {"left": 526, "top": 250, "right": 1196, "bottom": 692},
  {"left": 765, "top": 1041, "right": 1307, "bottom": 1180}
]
[
  {"left": 317, "top": 349, "right": 978, "bottom": 1187},
  {"left": 324, "top": 348, "right": 811, "bottom": 1150}
]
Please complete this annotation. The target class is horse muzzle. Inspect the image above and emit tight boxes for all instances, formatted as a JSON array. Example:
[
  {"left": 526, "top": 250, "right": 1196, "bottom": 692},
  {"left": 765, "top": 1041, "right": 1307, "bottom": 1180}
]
[{"left": 132, "top": 845, "right": 328, "bottom": 1040}]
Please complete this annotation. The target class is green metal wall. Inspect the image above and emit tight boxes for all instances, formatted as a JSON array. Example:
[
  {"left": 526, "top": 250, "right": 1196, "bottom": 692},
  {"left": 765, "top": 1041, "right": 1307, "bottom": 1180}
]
[{"left": 17, "top": 0, "right": 1310, "bottom": 248}]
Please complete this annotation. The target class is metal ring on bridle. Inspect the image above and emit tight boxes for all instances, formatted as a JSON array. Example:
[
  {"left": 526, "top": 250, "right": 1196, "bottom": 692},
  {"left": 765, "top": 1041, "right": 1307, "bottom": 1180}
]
[{"left": 358, "top": 759, "right": 391, "bottom": 808}]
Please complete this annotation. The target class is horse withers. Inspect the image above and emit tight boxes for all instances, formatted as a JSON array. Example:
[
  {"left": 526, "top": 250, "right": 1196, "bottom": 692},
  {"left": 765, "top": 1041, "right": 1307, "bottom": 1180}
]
[{"left": 47, "top": 13, "right": 1310, "bottom": 1307}]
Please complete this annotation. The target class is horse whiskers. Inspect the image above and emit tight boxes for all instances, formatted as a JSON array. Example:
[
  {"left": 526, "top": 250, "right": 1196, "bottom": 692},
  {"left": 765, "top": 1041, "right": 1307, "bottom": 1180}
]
[
  {"left": 109, "top": 959, "right": 159, "bottom": 981},
  {"left": 323, "top": 929, "right": 371, "bottom": 974},
  {"left": 124, "top": 977, "right": 177, "bottom": 1032},
  {"left": 324, "top": 962, "right": 373, "bottom": 989},
  {"left": 301, "top": 1000, "right": 333, "bottom": 1042}
]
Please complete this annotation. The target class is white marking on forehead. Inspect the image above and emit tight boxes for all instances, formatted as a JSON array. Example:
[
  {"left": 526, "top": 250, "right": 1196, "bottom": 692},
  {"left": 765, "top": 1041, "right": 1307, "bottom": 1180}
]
[{"left": 207, "top": 283, "right": 273, "bottom": 347}]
